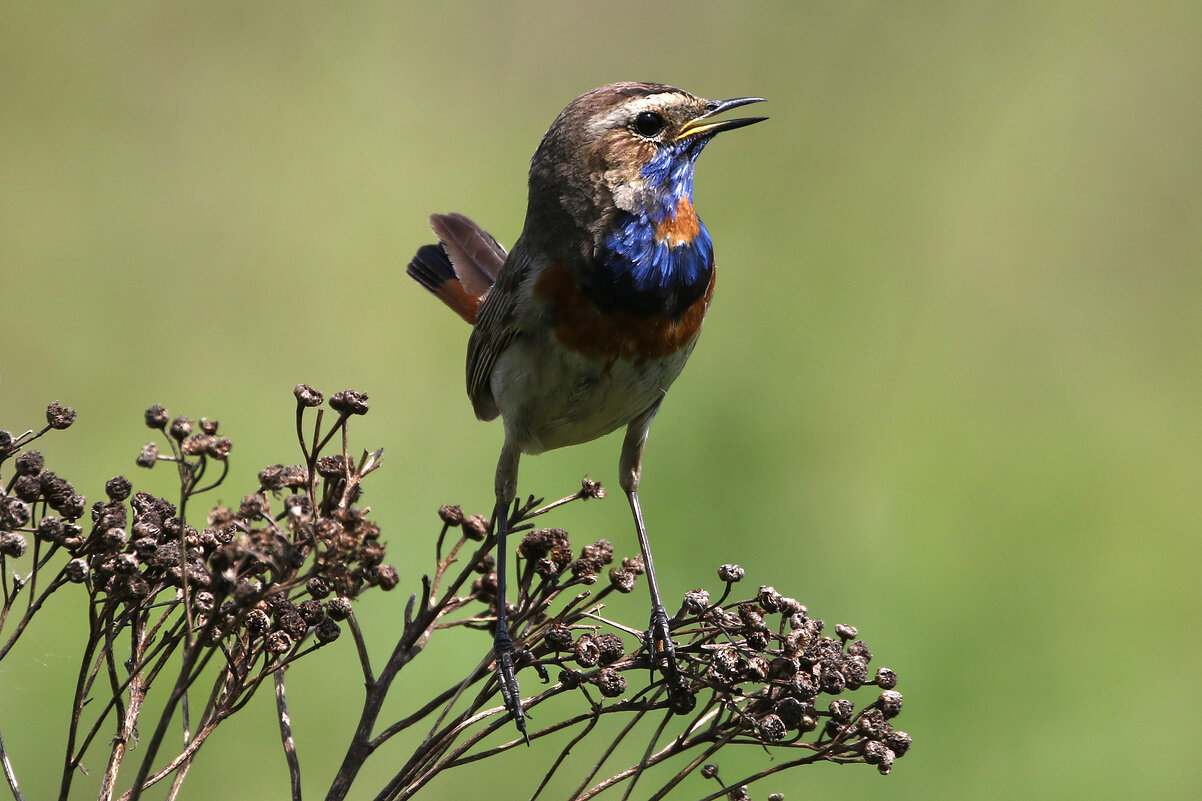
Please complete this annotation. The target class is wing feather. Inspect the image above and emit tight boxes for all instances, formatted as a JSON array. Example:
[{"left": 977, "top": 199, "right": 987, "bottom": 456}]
[{"left": 466, "top": 241, "right": 536, "bottom": 421}]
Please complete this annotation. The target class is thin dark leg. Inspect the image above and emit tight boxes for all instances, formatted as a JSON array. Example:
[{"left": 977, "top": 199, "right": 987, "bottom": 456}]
[
  {"left": 491, "top": 496, "right": 527, "bottom": 742},
  {"left": 626, "top": 488, "right": 680, "bottom": 688},
  {"left": 491, "top": 439, "right": 526, "bottom": 741}
]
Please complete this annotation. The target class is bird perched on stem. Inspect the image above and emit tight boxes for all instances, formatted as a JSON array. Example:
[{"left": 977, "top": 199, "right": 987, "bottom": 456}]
[{"left": 407, "top": 82, "right": 765, "bottom": 739}]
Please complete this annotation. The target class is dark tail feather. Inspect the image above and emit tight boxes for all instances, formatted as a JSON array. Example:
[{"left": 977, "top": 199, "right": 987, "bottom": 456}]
[
  {"left": 406, "top": 243, "right": 481, "bottom": 324},
  {"left": 407, "top": 243, "right": 456, "bottom": 291}
]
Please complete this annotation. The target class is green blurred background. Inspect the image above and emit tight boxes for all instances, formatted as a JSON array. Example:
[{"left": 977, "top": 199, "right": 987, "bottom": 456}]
[{"left": 3, "top": 2, "right": 1200, "bottom": 799}]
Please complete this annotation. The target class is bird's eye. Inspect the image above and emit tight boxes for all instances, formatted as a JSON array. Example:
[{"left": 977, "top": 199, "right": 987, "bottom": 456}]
[{"left": 633, "top": 110, "right": 666, "bottom": 138}]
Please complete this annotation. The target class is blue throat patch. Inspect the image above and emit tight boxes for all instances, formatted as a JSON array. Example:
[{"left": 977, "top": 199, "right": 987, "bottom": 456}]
[{"left": 594, "top": 142, "right": 715, "bottom": 318}]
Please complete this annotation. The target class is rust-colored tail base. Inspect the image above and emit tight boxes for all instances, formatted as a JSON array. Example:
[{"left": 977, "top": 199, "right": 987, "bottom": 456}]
[{"left": 405, "top": 213, "right": 505, "bottom": 325}]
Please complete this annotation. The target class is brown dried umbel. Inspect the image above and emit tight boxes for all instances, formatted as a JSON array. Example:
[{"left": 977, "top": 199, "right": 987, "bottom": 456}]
[
  {"left": 0, "top": 391, "right": 390, "bottom": 801},
  {"left": 336, "top": 486, "right": 912, "bottom": 801},
  {"left": 1, "top": 394, "right": 911, "bottom": 801}
]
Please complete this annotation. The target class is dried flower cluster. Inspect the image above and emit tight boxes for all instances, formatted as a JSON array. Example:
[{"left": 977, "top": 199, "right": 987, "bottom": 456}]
[
  {"left": 1, "top": 392, "right": 910, "bottom": 801},
  {"left": 0, "top": 390, "right": 389, "bottom": 800},
  {"left": 344, "top": 488, "right": 910, "bottom": 801}
]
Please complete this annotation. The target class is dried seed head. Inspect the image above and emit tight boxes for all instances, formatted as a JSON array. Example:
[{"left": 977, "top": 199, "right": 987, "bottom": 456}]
[
  {"left": 819, "top": 667, "right": 846, "bottom": 695},
  {"left": 743, "top": 656, "right": 769, "bottom": 682},
  {"left": 842, "top": 655, "right": 869, "bottom": 689},
  {"left": 329, "top": 389, "right": 370, "bottom": 415},
  {"left": 573, "top": 634, "right": 600, "bottom": 667},
  {"left": 266, "top": 631, "right": 293, "bottom": 654},
  {"left": 298, "top": 599, "right": 326, "bottom": 626},
  {"left": 593, "top": 667, "right": 626, "bottom": 697},
  {"left": 0, "top": 532, "right": 28, "bottom": 558},
  {"left": 316, "top": 455, "right": 347, "bottom": 478},
  {"left": 326, "top": 596, "right": 353, "bottom": 621},
  {"left": 758, "top": 713, "right": 786, "bottom": 742},
  {"left": 621, "top": 555, "right": 644, "bottom": 574},
  {"left": 874, "top": 667, "right": 898, "bottom": 690},
  {"left": 37, "top": 516, "right": 64, "bottom": 542},
  {"left": 545, "top": 625, "right": 573, "bottom": 651},
  {"left": 375, "top": 564, "right": 399, "bottom": 590},
  {"left": 777, "top": 596, "right": 803, "bottom": 615},
  {"left": 718, "top": 563, "right": 744, "bottom": 583},
  {"left": 1, "top": 499, "right": 30, "bottom": 529},
  {"left": 863, "top": 739, "right": 890, "bottom": 765},
  {"left": 13, "top": 475, "right": 40, "bottom": 503},
  {"left": 594, "top": 633, "right": 625, "bottom": 665},
  {"left": 580, "top": 476, "right": 606, "bottom": 499},
  {"left": 738, "top": 603, "right": 766, "bottom": 632},
  {"left": 307, "top": 577, "right": 330, "bottom": 599},
  {"left": 181, "top": 434, "right": 213, "bottom": 456},
  {"left": 475, "top": 553, "right": 495, "bottom": 574},
  {"left": 462, "top": 514, "right": 489, "bottom": 541},
  {"left": 14, "top": 450, "right": 44, "bottom": 476},
  {"left": 104, "top": 475, "right": 132, "bottom": 501},
  {"left": 835, "top": 623, "right": 858, "bottom": 642},
  {"left": 774, "top": 697, "right": 806, "bottom": 729},
  {"left": 857, "top": 708, "right": 888, "bottom": 739},
  {"left": 144, "top": 404, "right": 169, "bottom": 429},
  {"left": 281, "top": 465, "right": 310, "bottom": 489},
  {"left": 65, "top": 558, "right": 89, "bottom": 583},
  {"left": 877, "top": 690, "right": 903, "bottom": 719},
  {"left": 100, "top": 527, "right": 128, "bottom": 552},
  {"left": 245, "top": 609, "right": 270, "bottom": 635},
  {"left": 757, "top": 585, "right": 784, "bottom": 613},
  {"left": 136, "top": 443, "right": 159, "bottom": 468},
  {"left": 168, "top": 416, "right": 192, "bottom": 441},
  {"left": 847, "top": 639, "right": 872, "bottom": 660},
  {"left": 275, "top": 610, "right": 307, "bottom": 640},
  {"left": 315, "top": 617, "right": 341, "bottom": 643},
  {"left": 46, "top": 402, "right": 77, "bottom": 430},
  {"left": 608, "top": 567, "right": 637, "bottom": 593},
  {"left": 885, "top": 730, "right": 912, "bottom": 757},
  {"left": 681, "top": 588, "right": 710, "bottom": 615},
  {"left": 207, "top": 437, "right": 232, "bottom": 459},
  {"left": 519, "top": 528, "right": 572, "bottom": 573},
  {"left": 828, "top": 698, "right": 854, "bottom": 722},
  {"left": 438, "top": 505, "right": 465, "bottom": 526},
  {"left": 294, "top": 384, "right": 324, "bottom": 407},
  {"left": 579, "top": 539, "right": 614, "bottom": 567}
]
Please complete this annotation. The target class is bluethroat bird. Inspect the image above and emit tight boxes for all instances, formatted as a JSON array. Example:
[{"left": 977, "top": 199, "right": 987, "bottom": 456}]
[{"left": 407, "top": 82, "right": 765, "bottom": 738}]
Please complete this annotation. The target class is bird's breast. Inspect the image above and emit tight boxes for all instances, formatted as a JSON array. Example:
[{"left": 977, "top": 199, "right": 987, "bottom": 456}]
[{"left": 532, "top": 259, "right": 714, "bottom": 367}]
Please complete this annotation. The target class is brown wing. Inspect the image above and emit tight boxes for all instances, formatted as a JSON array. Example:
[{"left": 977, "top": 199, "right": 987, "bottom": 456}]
[{"left": 466, "top": 240, "right": 537, "bottom": 421}]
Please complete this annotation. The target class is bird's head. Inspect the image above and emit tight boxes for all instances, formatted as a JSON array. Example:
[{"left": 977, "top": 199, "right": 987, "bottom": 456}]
[{"left": 523, "top": 83, "right": 766, "bottom": 260}]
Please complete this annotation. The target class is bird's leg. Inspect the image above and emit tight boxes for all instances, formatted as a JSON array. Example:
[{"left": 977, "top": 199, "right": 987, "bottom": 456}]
[
  {"left": 492, "top": 440, "right": 527, "bottom": 742},
  {"left": 626, "top": 488, "right": 679, "bottom": 682},
  {"left": 619, "top": 403, "right": 683, "bottom": 694}
]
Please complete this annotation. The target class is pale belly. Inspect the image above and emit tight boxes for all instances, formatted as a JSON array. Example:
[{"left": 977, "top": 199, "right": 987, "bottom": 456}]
[{"left": 490, "top": 329, "right": 697, "bottom": 455}]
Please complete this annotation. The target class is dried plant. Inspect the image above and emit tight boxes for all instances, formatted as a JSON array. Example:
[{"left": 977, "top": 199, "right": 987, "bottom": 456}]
[{"left": 0, "top": 389, "right": 911, "bottom": 801}]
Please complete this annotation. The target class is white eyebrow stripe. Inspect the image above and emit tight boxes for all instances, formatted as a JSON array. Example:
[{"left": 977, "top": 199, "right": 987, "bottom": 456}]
[{"left": 584, "top": 93, "right": 685, "bottom": 137}]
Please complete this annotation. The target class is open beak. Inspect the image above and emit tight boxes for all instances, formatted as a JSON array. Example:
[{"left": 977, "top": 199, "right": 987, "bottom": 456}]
[{"left": 676, "top": 96, "right": 768, "bottom": 141}]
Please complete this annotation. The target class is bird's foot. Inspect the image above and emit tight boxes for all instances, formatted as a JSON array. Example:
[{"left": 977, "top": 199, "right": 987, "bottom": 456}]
[
  {"left": 494, "top": 628, "right": 528, "bottom": 744},
  {"left": 649, "top": 606, "right": 687, "bottom": 687}
]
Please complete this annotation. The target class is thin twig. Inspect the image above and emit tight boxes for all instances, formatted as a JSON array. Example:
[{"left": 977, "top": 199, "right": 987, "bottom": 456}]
[{"left": 275, "top": 669, "right": 302, "bottom": 801}]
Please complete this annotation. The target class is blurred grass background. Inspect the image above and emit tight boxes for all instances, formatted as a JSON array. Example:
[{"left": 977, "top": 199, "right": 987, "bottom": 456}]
[{"left": 2, "top": 2, "right": 1200, "bottom": 799}]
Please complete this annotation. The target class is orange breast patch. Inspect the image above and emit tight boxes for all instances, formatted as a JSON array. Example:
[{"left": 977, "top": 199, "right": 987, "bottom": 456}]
[
  {"left": 654, "top": 197, "right": 701, "bottom": 247},
  {"left": 533, "top": 260, "right": 714, "bottom": 366}
]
